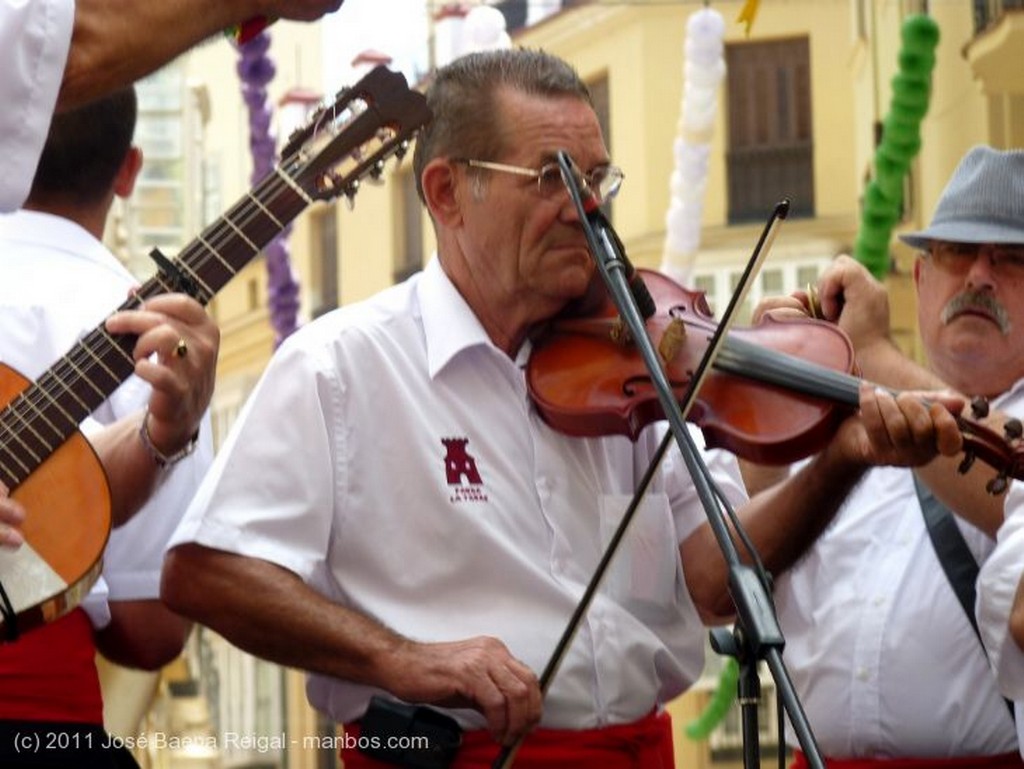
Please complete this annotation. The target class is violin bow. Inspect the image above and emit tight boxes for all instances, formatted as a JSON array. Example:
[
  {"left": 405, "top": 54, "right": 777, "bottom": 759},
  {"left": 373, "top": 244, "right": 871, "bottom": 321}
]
[{"left": 490, "top": 161, "right": 789, "bottom": 768}]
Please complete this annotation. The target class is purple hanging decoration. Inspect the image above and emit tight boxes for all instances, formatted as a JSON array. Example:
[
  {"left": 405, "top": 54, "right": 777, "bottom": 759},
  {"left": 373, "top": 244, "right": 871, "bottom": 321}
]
[{"left": 237, "top": 30, "right": 300, "bottom": 347}]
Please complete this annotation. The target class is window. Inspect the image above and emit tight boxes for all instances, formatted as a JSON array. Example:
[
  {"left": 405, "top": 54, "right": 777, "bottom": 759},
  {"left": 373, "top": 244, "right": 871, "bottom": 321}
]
[
  {"left": 496, "top": 0, "right": 527, "bottom": 31},
  {"left": 726, "top": 37, "right": 814, "bottom": 223},
  {"left": 693, "top": 257, "right": 832, "bottom": 323}
]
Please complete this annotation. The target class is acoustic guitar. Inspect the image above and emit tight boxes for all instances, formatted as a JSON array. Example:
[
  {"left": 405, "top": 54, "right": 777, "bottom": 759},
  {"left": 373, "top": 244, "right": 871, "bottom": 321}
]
[{"left": 0, "top": 66, "right": 431, "bottom": 640}]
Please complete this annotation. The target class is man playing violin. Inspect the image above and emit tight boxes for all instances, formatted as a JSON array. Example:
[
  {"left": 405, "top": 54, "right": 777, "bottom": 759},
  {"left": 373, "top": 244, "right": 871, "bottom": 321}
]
[
  {"left": 162, "top": 48, "right": 965, "bottom": 769},
  {"left": 749, "top": 145, "right": 1024, "bottom": 766}
]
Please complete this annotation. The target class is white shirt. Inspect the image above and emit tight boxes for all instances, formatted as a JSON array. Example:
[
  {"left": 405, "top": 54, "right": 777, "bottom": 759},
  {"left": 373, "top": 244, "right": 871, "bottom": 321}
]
[
  {"left": 0, "top": 0, "right": 73, "bottom": 212},
  {"left": 775, "top": 378, "right": 1024, "bottom": 758},
  {"left": 0, "top": 209, "right": 213, "bottom": 627},
  {"left": 171, "top": 256, "right": 748, "bottom": 730},
  {"left": 977, "top": 438, "right": 1024, "bottom": 753}
]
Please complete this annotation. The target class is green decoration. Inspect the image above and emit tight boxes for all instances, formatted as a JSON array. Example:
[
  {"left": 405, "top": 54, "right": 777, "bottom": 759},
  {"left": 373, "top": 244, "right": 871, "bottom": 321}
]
[
  {"left": 684, "top": 657, "right": 740, "bottom": 740},
  {"left": 855, "top": 14, "right": 939, "bottom": 278}
]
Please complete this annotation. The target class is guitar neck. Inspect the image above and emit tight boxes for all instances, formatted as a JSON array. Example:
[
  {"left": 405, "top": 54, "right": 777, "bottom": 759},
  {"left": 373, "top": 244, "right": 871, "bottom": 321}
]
[{"left": 0, "top": 167, "right": 309, "bottom": 491}]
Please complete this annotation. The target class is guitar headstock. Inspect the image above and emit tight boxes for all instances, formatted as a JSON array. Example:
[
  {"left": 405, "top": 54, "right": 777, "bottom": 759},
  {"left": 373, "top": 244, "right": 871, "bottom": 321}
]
[
  {"left": 280, "top": 66, "right": 432, "bottom": 206},
  {"left": 956, "top": 411, "right": 1024, "bottom": 494}
]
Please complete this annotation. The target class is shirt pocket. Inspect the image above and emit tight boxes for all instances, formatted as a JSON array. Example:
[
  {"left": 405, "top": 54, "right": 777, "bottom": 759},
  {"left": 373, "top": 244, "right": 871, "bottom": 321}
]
[{"left": 598, "top": 492, "right": 682, "bottom": 621}]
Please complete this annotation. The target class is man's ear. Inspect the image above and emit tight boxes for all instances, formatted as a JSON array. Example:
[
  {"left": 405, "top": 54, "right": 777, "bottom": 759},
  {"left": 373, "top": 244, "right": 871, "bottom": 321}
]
[
  {"left": 113, "top": 146, "right": 143, "bottom": 199},
  {"left": 420, "top": 158, "right": 463, "bottom": 228}
]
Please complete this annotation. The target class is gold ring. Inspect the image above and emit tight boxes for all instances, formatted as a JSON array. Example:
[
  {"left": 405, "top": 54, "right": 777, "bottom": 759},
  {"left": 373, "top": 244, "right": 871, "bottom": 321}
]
[
  {"left": 806, "top": 283, "right": 823, "bottom": 320},
  {"left": 174, "top": 338, "right": 188, "bottom": 358}
]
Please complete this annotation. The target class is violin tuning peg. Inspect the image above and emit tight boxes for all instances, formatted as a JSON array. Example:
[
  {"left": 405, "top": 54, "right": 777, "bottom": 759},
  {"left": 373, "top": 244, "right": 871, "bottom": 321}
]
[
  {"left": 986, "top": 473, "right": 1009, "bottom": 496},
  {"left": 1005, "top": 418, "right": 1023, "bottom": 442},
  {"left": 970, "top": 396, "right": 990, "bottom": 420},
  {"left": 957, "top": 452, "right": 976, "bottom": 475}
]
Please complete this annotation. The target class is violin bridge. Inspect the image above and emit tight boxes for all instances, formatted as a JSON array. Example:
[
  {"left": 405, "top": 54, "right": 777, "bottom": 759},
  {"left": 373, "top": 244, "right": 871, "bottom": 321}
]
[
  {"left": 610, "top": 318, "right": 633, "bottom": 346},
  {"left": 658, "top": 318, "right": 687, "bottom": 364}
]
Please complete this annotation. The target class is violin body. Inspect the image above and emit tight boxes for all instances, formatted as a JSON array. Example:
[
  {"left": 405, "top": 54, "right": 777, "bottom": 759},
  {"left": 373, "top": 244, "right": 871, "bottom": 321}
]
[{"left": 527, "top": 269, "right": 857, "bottom": 465}]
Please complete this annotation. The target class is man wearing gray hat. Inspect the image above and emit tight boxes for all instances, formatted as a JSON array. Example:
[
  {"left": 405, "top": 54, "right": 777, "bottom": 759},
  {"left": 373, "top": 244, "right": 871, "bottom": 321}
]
[{"left": 746, "top": 144, "right": 1024, "bottom": 765}]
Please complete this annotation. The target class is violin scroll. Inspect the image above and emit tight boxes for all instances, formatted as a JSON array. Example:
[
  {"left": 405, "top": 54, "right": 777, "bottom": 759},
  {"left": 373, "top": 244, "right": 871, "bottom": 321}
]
[{"left": 954, "top": 405, "right": 1024, "bottom": 495}]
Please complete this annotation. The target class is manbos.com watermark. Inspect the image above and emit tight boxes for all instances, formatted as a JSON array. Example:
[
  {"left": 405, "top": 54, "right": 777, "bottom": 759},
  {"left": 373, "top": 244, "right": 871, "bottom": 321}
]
[
  {"left": 111, "top": 731, "right": 430, "bottom": 754},
  {"left": 11, "top": 729, "right": 432, "bottom": 756}
]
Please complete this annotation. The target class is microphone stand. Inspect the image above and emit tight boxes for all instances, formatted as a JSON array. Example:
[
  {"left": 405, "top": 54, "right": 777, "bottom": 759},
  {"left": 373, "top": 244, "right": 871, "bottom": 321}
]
[{"left": 551, "top": 151, "right": 824, "bottom": 769}]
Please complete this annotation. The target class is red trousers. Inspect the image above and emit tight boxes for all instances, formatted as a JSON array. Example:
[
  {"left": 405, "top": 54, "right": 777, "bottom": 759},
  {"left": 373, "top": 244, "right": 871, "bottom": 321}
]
[
  {"left": 792, "top": 749, "right": 1024, "bottom": 769},
  {"left": 341, "top": 710, "right": 674, "bottom": 769},
  {"left": 0, "top": 608, "right": 102, "bottom": 723}
]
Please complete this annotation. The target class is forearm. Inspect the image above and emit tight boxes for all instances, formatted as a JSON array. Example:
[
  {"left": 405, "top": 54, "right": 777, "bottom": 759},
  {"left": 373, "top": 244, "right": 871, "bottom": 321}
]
[
  {"left": 684, "top": 443, "right": 867, "bottom": 620},
  {"left": 96, "top": 599, "right": 192, "bottom": 670},
  {"left": 854, "top": 342, "right": 1004, "bottom": 534},
  {"left": 855, "top": 336, "right": 944, "bottom": 392},
  {"left": 161, "top": 544, "right": 408, "bottom": 689},
  {"left": 163, "top": 543, "right": 542, "bottom": 741},
  {"left": 88, "top": 413, "right": 161, "bottom": 528},
  {"left": 60, "top": 0, "right": 253, "bottom": 110}
]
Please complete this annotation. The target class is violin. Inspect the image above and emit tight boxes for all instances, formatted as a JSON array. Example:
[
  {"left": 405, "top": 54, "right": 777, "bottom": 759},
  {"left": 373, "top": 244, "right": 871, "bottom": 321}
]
[{"left": 527, "top": 268, "right": 1024, "bottom": 487}]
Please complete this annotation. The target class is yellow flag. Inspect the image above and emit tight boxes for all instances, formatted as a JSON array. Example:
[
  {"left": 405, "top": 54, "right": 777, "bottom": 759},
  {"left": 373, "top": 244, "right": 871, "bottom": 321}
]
[{"left": 736, "top": 0, "right": 761, "bottom": 36}]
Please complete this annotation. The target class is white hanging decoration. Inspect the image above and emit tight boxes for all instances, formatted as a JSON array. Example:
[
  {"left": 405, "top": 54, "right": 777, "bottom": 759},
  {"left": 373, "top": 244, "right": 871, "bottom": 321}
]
[
  {"left": 463, "top": 5, "right": 511, "bottom": 53},
  {"left": 660, "top": 7, "right": 726, "bottom": 286}
]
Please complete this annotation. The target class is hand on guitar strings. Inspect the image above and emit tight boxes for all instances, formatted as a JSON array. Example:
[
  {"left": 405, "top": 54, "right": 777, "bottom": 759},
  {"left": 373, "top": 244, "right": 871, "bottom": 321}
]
[{"left": 105, "top": 293, "right": 220, "bottom": 460}]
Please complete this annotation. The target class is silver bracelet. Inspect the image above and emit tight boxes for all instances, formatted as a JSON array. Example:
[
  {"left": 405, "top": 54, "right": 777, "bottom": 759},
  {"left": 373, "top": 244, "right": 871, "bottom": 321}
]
[{"left": 138, "top": 407, "right": 199, "bottom": 468}]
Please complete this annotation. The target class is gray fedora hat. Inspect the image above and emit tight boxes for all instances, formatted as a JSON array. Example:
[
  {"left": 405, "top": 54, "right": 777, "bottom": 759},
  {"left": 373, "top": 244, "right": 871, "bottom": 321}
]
[{"left": 899, "top": 145, "right": 1024, "bottom": 250}]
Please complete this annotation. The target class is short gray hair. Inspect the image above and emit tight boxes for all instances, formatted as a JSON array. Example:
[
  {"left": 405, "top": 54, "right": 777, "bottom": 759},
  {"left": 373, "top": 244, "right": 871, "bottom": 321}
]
[{"left": 412, "top": 48, "right": 593, "bottom": 204}]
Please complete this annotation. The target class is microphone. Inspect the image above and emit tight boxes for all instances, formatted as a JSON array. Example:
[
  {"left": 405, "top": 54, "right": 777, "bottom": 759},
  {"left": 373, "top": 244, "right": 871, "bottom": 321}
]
[{"left": 582, "top": 195, "right": 657, "bottom": 321}]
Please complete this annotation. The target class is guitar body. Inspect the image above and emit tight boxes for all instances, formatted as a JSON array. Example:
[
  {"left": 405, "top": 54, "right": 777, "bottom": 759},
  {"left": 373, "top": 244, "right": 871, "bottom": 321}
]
[{"left": 0, "top": 362, "right": 110, "bottom": 639}]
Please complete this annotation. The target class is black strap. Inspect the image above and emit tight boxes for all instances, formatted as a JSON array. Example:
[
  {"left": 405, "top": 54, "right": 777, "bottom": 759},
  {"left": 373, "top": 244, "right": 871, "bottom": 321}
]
[{"left": 914, "top": 474, "right": 1015, "bottom": 720}]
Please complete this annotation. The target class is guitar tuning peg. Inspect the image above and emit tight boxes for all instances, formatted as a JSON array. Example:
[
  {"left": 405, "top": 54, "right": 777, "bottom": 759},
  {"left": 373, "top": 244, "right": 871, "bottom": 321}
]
[
  {"left": 393, "top": 140, "right": 410, "bottom": 161},
  {"left": 970, "top": 396, "right": 990, "bottom": 419},
  {"left": 957, "top": 452, "right": 976, "bottom": 475},
  {"left": 343, "top": 186, "right": 358, "bottom": 211},
  {"left": 1005, "top": 418, "right": 1023, "bottom": 442},
  {"left": 986, "top": 473, "right": 1009, "bottom": 496},
  {"left": 366, "top": 159, "right": 387, "bottom": 184}
]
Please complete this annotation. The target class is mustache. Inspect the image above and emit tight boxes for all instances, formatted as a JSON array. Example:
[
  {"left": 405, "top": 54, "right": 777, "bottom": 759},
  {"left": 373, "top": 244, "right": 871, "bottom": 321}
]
[{"left": 940, "top": 289, "right": 1011, "bottom": 334}]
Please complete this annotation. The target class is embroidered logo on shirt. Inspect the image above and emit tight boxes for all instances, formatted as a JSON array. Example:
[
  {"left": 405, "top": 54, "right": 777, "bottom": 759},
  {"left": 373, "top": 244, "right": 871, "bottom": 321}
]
[{"left": 442, "top": 437, "right": 488, "bottom": 502}]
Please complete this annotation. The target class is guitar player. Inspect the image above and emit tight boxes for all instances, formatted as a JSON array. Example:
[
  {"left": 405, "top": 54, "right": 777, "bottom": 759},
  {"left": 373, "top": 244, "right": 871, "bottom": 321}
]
[{"left": 0, "top": 87, "right": 218, "bottom": 767}]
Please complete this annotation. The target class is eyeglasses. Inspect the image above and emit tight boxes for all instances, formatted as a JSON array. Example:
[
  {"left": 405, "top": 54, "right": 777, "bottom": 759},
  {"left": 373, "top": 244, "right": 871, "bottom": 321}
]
[
  {"left": 456, "top": 158, "right": 625, "bottom": 203},
  {"left": 926, "top": 241, "right": 1024, "bottom": 278}
]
